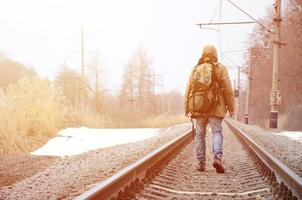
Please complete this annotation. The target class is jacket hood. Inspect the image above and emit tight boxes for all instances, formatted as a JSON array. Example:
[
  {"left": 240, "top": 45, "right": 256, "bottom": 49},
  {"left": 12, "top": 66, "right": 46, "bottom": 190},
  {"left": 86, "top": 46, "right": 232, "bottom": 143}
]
[{"left": 201, "top": 45, "right": 218, "bottom": 62}]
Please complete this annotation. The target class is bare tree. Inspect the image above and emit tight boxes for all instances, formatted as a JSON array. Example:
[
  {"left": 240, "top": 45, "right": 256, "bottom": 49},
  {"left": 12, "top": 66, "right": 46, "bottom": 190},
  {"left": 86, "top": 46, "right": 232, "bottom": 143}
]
[
  {"left": 119, "top": 46, "right": 155, "bottom": 114},
  {"left": 55, "top": 65, "right": 86, "bottom": 108},
  {"left": 0, "top": 52, "right": 35, "bottom": 88},
  {"left": 120, "top": 60, "right": 136, "bottom": 110}
]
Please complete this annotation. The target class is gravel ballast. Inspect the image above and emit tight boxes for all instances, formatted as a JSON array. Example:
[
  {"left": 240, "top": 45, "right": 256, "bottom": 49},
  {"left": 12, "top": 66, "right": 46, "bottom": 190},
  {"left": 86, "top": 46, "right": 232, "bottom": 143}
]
[
  {"left": 0, "top": 155, "right": 58, "bottom": 187},
  {"left": 230, "top": 119, "right": 302, "bottom": 177},
  {"left": 0, "top": 124, "right": 191, "bottom": 200}
]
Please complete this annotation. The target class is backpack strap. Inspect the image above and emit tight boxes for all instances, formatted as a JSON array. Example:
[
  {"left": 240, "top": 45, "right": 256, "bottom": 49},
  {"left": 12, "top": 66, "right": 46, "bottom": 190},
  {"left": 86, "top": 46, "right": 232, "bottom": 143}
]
[
  {"left": 210, "top": 63, "right": 223, "bottom": 107},
  {"left": 211, "top": 63, "right": 222, "bottom": 88}
]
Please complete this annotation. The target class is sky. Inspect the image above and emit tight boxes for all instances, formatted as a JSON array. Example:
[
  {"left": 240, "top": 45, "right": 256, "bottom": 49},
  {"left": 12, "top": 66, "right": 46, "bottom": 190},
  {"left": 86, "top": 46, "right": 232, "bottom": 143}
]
[{"left": 0, "top": 0, "right": 274, "bottom": 95}]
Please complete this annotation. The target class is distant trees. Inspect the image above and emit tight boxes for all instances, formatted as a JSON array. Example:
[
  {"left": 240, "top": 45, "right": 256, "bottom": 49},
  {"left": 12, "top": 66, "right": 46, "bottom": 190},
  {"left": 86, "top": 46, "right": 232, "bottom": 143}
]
[
  {"left": 158, "top": 90, "right": 183, "bottom": 114},
  {"left": 119, "top": 59, "right": 136, "bottom": 110},
  {"left": 55, "top": 65, "right": 83, "bottom": 108},
  {"left": 0, "top": 52, "right": 35, "bottom": 88},
  {"left": 119, "top": 47, "right": 184, "bottom": 119},
  {"left": 119, "top": 47, "right": 156, "bottom": 114},
  {"left": 243, "top": 0, "right": 302, "bottom": 130}
]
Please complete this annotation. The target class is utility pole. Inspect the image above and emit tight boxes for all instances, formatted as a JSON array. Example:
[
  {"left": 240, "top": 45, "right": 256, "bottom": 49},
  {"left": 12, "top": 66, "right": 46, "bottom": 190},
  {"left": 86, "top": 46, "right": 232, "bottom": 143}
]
[
  {"left": 130, "top": 88, "right": 135, "bottom": 111},
  {"left": 245, "top": 49, "right": 253, "bottom": 124},
  {"left": 81, "top": 26, "right": 84, "bottom": 78},
  {"left": 236, "top": 66, "right": 240, "bottom": 120},
  {"left": 269, "top": 0, "right": 282, "bottom": 128},
  {"left": 80, "top": 26, "right": 85, "bottom": 111},
  {"left": 94, "top": 51, "right": 100, "bottom": 114},
  {"left": 152, "top": 69, "right": 156, "bottom": 114},
  {"left": 218, "top": 0, "right": 223, "bottom": 58}
]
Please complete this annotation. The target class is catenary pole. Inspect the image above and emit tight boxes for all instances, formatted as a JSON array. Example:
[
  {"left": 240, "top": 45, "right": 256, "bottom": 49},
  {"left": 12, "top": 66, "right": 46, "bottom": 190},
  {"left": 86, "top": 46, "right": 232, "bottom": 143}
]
[
  {"left": 269, "top": 0, "right": 282, "bottom": 128},
  {"left": 81, "top": 26, "right": 84, "bottom": 78},
  {"left": 245, "top": 49, "right": 253, "bottom": 124},
  {"left": 80, "top": 26, "right": 85, "bottom": 111},
  {"left": 236, "top": 66, "right": 240, "bottom": 120}
]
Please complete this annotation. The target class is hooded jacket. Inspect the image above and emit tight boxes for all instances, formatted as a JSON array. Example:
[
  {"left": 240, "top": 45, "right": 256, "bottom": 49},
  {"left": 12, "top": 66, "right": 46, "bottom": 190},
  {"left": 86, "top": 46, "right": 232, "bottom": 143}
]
[{"left": 184, "top": 45, "right": 235, "bottom": 118}]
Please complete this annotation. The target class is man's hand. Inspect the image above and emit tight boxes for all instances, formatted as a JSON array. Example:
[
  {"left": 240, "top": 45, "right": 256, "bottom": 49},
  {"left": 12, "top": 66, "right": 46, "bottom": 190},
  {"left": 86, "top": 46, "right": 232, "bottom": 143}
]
[
  {"left": 229, "top": 110, "right": 234, "bottom": 118},
  {"left": 185, "top": 112, "right": 191, "bottom": 118}
]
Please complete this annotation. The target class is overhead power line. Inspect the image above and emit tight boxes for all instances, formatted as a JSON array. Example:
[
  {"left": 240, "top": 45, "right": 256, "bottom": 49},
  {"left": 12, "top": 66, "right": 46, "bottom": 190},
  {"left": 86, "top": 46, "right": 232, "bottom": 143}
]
[
  {"left": 225, "top": 0, "right": 273, "bottom": 33},
  {"left": 197, "top": 21, "right": 255, "bottom": 27},
  {"left": 221, "top": 53, "right": 240, "bottom": 67},
  {"left": 209, "top": 2, "right": 221, "bottom": 23},
  {"left": 222, "top": 49, "right": 249, "bottom": 54}
]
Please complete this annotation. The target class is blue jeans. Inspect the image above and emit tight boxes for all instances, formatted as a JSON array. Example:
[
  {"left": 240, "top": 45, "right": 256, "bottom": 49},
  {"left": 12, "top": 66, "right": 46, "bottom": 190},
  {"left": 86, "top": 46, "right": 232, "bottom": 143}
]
[{"left": 195, "top": 117, "right": 223, "bottom": 161}]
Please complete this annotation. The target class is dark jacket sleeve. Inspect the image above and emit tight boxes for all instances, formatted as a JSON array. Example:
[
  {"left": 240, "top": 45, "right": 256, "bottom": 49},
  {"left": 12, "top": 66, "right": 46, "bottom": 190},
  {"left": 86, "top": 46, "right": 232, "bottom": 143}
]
[{"left": 219, "top": 65, "right": 235, "bottom": 112}]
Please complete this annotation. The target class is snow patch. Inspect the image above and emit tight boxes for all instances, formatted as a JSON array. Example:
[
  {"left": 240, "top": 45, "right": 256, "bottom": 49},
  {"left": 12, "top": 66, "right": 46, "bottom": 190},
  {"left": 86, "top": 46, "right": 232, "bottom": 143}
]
[
  {"left": 31, "top": 127, "right": 159, "bottom": 156},
  {"left": 276, "top": 131, "right": 302, "bottom": 143}
]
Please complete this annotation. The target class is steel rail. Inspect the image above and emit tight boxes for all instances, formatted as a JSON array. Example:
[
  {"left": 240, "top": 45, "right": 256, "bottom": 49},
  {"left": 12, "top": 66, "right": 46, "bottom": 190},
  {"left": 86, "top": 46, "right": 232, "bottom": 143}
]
[
  {"left": 75, "top": 129, "right": 193, "bottom": 200},
  {"left": 225, "top": 119, "right": 302, "bottom": 199}
]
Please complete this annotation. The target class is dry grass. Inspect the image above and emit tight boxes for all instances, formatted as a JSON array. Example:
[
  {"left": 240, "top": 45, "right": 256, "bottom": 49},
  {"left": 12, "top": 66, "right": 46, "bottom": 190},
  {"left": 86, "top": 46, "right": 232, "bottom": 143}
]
[{"left": 0, "top": 76, "right": 64, "bottom": 154}]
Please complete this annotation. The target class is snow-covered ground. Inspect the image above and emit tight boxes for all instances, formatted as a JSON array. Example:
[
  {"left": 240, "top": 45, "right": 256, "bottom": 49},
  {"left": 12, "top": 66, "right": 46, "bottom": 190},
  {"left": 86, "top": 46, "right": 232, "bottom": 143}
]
[
  {"left": 276, "top": 131, "right": 302, "bottom": 143},
  {"left": 31, "top": 127, "right": 159, "bottom": 156}
]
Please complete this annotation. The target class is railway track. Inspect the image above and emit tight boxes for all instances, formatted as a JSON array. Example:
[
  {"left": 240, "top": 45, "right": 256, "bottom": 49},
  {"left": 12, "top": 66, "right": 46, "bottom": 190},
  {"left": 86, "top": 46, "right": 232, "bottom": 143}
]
[{"left": 75, "top": 119, "right": 302, "bottom": 200}]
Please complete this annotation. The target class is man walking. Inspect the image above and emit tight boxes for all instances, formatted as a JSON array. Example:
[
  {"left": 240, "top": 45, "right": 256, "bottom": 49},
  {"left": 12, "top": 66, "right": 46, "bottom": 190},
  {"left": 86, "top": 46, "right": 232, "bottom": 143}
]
[{"left": 184, "top": 45, "right": 234, "bottom": 173}]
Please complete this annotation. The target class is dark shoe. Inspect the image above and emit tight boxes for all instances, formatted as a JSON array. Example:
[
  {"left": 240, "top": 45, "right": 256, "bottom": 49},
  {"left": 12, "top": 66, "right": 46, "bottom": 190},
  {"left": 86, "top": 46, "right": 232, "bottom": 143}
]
[
  {"left": 213, "top": 157, "right": 225, "bottom": 173},
  {"left": 197, "top": 161, "right": 206, "bottom": 172}
]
